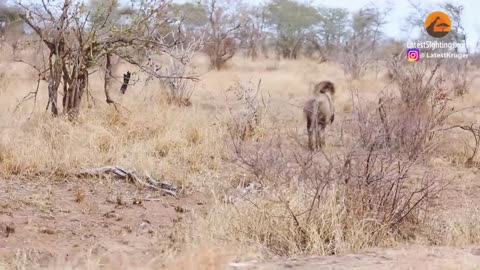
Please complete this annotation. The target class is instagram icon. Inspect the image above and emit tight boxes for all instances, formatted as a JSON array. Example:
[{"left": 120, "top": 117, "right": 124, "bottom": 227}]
[{"left": 406, "top": 48, "right": 420, "bottom": 62}]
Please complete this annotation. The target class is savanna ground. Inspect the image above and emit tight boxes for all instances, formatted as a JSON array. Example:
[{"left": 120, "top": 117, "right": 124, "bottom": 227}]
[{"left": 1, "top": 44, "right": 480, "bottom": 270}]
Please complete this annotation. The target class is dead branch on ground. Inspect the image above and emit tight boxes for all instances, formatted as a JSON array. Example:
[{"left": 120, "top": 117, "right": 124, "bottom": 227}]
[{"left": 72, "top": 166, "right": 178, "bottom": 197}]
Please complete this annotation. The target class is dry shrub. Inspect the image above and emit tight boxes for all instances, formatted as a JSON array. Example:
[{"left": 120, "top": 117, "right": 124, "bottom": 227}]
[
  {"left": 444, "top": 124, "right": 480, "bottom": 168},
  {"left": 226, "top": 79, "right": 270, "bottom": 141},
  {"left": 365, "top": 60, "right": 453, "bottom": 160},
  {"left": 339, "top": 48, "right": 370, "bottom": 80},
  {"left": 142, "top": 34, "right": 202, "bottom": 107},
  {"left": 392, "top": 61, "right": 448, "bottom": 107},
  {"left": 155, "top": 38, "right": 203, "bottom": 107},
  {"left": 427, "top": 206, "right": 480, "bottom": 246},
  {"left": 0, "top": 143, "right": 20, "bottom": 176},
  {"left": 445, "top": 141, "right": 477, "bottom": 168},
  {"left": 210, "top": 113, "right": 442, "bottom": 256},
  {"left": 200, "top": 63, "right": 456, "bottom": 256},
  {"left": 449, "top": 61, "right": 470, "bottom": 97}
]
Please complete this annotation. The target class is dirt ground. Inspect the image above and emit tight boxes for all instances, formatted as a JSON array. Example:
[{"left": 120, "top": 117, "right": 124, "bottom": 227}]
[
  {"left": 228, "top": 245, "right": 480, "bottom": 270},
  {"left": 0, "top": 177, "right": 207, "bottom": 269},
  {"left": 1, "top": 162, "right": 479, "bottom": 269}
]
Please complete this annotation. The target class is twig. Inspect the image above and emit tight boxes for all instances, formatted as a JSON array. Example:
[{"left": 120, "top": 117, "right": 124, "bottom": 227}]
[
  {"left": 143, "top": 197, "right": 163, "bottom": 202},
  {"left": 441, "top": 124, "right": 480, "bottom": 165},
  {"left": 14, "top": 74, "right": 42, "bottom": 118},
  {"left": 13, "top": 59, "right": 50, "bottom": 80}
]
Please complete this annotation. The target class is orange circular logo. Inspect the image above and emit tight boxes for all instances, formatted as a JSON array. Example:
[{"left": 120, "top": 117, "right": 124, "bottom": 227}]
[{"left": 424, "top": 11, "right": 451, "bottom": 38}]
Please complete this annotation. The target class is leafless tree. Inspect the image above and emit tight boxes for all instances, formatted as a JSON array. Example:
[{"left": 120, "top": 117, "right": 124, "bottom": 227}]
[
  {"left": 340, "top": 5, "right": 390, "bottom": 79},
  {"left": 16, "top": 0, "right": 198, "bottom": 119},
  {"left": 238, "top": 6, "right": 268, "bottom": 60},
  {"left": 204, "top": 0, "right": 241, "bottom": 70}
]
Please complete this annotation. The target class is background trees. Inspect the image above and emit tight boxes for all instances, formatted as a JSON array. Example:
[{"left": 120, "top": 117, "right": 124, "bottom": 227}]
[
  {"left": 265, "top": 0, "right": 321, "bottom": 59},
  {"left": 0, "top": 3, "right": 23, "bottom": 53},
  {"left": 175, "top": 0, "right": 241, "bottom": 70},
  {"left": 142, "top": 0, "right": 398, "bottom": 71},
  {"left": 307, "top": 7, "right": 349, "bottom": 61},
  {"left": 3, "top": 0, "right": 474, "bottom": 120}
]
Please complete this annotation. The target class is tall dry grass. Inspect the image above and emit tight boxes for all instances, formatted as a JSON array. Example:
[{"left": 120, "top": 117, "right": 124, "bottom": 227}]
[{"left": 0, "top": 59, "right": 228, "bottom": 192}]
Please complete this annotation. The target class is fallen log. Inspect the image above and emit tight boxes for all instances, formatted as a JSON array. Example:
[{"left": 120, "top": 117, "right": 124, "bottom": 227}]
[{"left": 72, "top": 166, "right": 178, "bottom": 197}]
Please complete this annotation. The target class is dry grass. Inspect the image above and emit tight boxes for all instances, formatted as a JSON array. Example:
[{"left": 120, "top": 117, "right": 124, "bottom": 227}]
[
  {"left": 0, "top": 68, "right": 227, "bottom": 190},
  {"left": 1, "top": 45, "right": 480, "bottom": 269}
]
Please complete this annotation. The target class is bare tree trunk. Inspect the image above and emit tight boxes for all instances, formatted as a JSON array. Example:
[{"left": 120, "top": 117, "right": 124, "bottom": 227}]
[
  {"left": 64, "top": 68, "right": 87, "bottom": 120},
  {"left": 104, "top": 53, "right": 114, "bottom": 103},
  {"left": 48, "top": 81, "right": 59, "bottom": 116},
  {"left": 290, "top": 37, "right": 303, "bottom": 59},
  {"left": 261, "top": 39, "right": 269, "bottom": 59},
  {"left": 48, "top": 57, "right": 63, "bottom": 116}
]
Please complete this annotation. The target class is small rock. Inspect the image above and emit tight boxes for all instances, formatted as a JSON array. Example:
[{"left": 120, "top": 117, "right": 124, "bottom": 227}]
[
  {"left": 40, "top": 228, "right": 55, "bottom": 235},
  {"left": 124, "top": 226, "right": 133, "bottom": 233},
  {"left": 116, "top": 196, "right": 126, "bottom": 206},
  {"left": 133, "top": 198, "right": 142, "bottom": 205},
  {"left": 103, "top": 211, "right": 120, "bottom": 219},
  {"left": 4, "top": 224, "right": 15, "bottom": 237},
  {"left": 74, "top": 189, "right": 86, "bottom": 203},
  {"left": 174, "top": 206, "right": 188, "bottom": 213}
]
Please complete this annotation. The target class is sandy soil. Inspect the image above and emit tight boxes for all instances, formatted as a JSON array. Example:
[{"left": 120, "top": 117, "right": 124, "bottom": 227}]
[
  {"left": 228, "top": 245, "right": 480, "bottom": 270},
  {"left": 0, "top": 177, "right": 207, "bottom": 269}
]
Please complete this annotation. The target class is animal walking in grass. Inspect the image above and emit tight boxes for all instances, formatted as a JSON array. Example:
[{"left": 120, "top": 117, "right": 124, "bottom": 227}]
[{"left": 303, "top": 81, "right": 336, "bottom": 150}]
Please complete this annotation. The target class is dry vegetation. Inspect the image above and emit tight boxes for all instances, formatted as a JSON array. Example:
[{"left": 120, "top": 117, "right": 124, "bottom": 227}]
[
  {"left": 1, "top": 48, "right": 480, "bottom": 269},
  {"left": 0, "top": 0, "right": 480, "bottom": 269}
]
